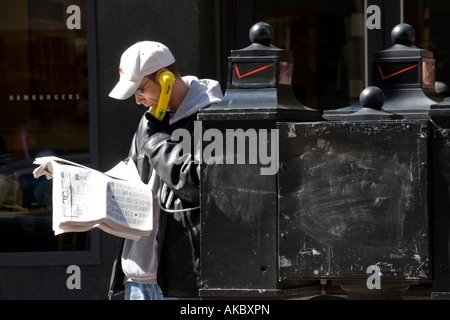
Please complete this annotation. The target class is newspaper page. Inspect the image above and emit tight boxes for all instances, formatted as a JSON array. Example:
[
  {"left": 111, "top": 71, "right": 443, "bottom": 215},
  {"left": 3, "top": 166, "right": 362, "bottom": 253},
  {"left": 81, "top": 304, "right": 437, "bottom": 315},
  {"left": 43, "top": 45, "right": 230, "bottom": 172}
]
[{"left": 33, "top": 156, "right": 153, "bottom": 241}]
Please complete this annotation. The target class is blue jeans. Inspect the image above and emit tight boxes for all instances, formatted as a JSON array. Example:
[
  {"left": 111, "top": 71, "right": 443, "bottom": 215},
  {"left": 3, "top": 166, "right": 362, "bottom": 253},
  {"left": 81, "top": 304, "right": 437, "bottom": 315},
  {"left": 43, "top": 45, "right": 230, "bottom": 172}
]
[
  {"left": 125, "top": 282, "right": 165, "bottom": 300},
  {"left": 125, "top": 282, "right": 199, "bottom": 300}
]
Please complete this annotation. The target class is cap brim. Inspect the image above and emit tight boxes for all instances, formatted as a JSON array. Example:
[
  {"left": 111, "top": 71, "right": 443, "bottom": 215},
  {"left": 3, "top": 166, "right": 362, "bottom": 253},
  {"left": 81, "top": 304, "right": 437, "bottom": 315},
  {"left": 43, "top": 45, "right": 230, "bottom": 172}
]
[{"left": 108, "top": 79, "right": 141, "bottom": 100}]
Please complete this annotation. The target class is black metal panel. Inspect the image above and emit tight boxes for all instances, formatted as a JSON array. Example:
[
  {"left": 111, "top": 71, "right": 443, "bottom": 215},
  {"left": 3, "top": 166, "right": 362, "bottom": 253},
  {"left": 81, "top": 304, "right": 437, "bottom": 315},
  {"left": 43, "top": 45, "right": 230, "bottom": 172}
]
[
  {"left": 429, "top": 105, "right": 450, "bottom": 295},
  {"left": 199, "top": 120, "right": 278, "bottom": 292},
  {"left": 278, "top": 120, "right": 430, "bottom": 279}
]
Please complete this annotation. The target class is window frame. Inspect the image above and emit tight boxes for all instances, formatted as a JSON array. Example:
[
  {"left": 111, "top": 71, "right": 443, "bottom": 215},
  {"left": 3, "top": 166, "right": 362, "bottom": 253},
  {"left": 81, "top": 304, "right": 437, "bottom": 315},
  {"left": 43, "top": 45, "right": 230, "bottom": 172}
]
[{"left": 0, "top": 0, "right": 100, "bottom": 267}]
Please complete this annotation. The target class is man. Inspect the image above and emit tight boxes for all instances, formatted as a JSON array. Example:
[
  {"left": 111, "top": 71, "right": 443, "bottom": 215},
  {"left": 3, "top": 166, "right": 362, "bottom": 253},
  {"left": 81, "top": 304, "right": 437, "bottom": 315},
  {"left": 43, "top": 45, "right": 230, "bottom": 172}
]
[{"left": 108, "top": 41, "right": 223, "bottom": 299}]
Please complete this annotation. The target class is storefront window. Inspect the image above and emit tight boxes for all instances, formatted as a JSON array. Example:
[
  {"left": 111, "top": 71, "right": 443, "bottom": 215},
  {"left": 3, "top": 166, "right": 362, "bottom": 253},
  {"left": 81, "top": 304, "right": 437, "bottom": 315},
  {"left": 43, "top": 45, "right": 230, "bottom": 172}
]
[
  {"left": 0, "top": 0, "right": 90, "bottom": 254},
  {"left": 404, "top": 0, "right": 450, "bottom": 99},
  {"left": 254, "top": 1, "right": 366, "bottom": 109}
]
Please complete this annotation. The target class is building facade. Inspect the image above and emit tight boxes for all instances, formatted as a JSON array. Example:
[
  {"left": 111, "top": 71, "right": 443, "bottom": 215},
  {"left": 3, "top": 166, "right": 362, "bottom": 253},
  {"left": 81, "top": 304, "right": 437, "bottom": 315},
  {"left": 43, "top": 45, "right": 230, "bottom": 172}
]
[{"left": 0, "top": 0, "right": 448, "bottom": 299}]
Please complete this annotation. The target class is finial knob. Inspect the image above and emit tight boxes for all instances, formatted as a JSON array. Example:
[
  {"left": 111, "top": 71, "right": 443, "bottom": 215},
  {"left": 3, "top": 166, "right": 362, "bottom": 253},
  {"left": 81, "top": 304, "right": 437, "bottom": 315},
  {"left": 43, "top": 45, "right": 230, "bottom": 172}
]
[
  {"left": 391, "top": 23, "right": 415, "bottom": 46},
  {"left": 249, "top": 22, "right": 273, "bottom": 47},
  {"left": 359, "top": 86, "right": 385, "bottom": 111}
]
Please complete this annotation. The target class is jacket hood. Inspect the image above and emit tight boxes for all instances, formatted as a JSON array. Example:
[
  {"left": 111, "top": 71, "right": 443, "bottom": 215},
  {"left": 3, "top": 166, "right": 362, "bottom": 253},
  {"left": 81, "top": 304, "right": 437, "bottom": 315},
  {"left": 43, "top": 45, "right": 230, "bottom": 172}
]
[{"left": 169, "top": 76, "right": 223, "bottom": 124}]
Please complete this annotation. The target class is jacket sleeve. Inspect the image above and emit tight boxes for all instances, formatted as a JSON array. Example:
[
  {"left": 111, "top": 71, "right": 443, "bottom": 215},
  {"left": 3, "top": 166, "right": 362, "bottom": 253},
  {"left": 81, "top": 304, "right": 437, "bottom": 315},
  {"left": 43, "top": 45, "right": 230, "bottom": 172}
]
[
  {"left": 142, "top": 120, "right": 200, "bottom": 205},
  {"left": 124, "top": 115, "right": 153, "bottom": 185}
]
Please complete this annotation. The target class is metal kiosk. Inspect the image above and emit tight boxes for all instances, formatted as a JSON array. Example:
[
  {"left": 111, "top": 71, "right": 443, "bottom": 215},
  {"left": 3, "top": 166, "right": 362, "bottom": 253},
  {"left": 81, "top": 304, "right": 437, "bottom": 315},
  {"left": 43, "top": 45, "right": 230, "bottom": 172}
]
[
  {"left": 198, "top": 22, "right": 322, "bottom": 299},
  {"left": 199, "top": 22, "right": 450, "bottom": 299}
]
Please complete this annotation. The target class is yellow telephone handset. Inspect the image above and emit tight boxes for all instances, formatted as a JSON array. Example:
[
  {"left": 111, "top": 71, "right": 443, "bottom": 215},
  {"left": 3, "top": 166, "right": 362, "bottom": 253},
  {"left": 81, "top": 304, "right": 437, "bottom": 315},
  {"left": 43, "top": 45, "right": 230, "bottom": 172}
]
[{"left": 150, "top": 70, "right": 175, "bottom": 121}]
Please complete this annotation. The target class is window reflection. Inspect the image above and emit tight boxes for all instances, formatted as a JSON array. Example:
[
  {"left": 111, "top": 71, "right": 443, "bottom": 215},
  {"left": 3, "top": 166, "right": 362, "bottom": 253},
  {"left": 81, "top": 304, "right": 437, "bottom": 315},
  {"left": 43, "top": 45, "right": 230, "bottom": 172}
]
[
  {"left": 0, "top": 0, "right": 90, "bottom": 253},
  {"left": 404, "top": 0, "right": 450, "bottom": 100},
  {"left": 254, "top": 1, "right": 366, "bottom": 109}
]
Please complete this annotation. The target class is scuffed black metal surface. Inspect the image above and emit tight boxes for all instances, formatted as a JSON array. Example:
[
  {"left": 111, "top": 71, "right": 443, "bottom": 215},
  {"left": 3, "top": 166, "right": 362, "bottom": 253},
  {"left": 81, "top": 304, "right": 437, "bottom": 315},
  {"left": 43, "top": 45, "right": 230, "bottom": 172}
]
[{"left": 278, "top": 120, "right": 430, "bottom": 280}]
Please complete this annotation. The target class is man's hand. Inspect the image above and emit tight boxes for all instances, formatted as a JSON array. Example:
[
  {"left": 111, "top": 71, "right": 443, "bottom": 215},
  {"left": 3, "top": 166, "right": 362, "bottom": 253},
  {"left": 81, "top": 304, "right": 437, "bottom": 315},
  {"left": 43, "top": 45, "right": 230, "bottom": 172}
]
[{"left": 145, "top": 111, "right": 170, "bottom": 137}]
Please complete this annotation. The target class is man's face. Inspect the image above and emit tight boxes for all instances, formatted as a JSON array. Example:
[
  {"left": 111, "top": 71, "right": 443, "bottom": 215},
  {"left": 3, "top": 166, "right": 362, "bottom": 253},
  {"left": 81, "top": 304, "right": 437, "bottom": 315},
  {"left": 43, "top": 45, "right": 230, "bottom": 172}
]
[{"left": 134, "top": 76, "right": 161, "bottom": 108}]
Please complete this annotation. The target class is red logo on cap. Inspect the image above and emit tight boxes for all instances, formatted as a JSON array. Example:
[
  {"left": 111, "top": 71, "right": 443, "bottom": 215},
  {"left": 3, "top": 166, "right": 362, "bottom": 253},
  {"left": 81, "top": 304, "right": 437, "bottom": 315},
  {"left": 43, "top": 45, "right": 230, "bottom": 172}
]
[{"left": 119, "top": 63, "right": 124, "bottom": 75}]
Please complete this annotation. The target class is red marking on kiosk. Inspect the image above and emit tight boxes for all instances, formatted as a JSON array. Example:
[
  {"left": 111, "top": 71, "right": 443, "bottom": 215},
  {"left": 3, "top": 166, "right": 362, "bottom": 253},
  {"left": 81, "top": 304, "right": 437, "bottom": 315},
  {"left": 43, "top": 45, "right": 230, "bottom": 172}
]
[
  {"left": 377, "top": 64, "right": 418, "bottom": 80},
  {"left": 234, "top": 63, "right": 275, "bottom": 79}
]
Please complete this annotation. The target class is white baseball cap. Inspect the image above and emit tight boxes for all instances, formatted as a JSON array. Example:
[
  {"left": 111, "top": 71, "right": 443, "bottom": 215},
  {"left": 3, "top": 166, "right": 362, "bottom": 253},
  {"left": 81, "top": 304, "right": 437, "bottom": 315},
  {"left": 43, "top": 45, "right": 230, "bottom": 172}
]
[{"left": 109, "top": 41, "right": 175, "bottom": 100}]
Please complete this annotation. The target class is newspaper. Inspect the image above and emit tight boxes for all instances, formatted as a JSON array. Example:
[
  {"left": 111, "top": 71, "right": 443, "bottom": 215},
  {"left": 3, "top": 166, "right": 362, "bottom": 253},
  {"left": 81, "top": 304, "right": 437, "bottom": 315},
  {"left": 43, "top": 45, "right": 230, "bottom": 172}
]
[{"left": 33, "top": 156, "right": 153, "bottom": 241}]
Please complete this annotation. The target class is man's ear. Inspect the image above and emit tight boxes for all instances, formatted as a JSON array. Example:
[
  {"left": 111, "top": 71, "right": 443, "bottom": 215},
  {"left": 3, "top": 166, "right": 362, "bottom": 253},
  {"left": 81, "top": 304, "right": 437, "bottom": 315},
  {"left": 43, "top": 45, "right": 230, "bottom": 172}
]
[{"left": 155, "top": 68, "right": 168, "bottom": 84}]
